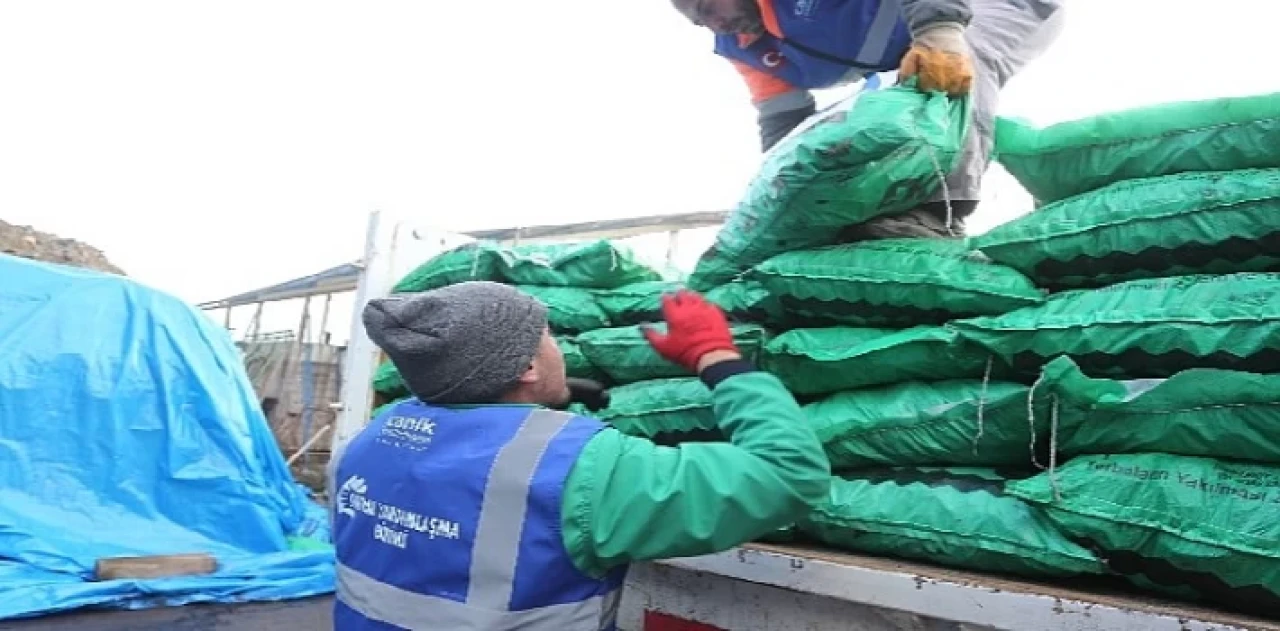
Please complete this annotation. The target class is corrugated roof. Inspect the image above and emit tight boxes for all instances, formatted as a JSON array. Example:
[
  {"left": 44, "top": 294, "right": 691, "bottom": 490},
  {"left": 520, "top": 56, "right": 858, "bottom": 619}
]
[{"left": 197, "top": 262, "right": 362, "bottom": 309}]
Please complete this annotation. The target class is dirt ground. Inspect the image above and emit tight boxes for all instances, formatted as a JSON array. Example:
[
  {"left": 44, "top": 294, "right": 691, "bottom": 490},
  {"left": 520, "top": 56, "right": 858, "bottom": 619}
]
[{"left": 0, "top": 218, "right": 124, "bottom": 275}]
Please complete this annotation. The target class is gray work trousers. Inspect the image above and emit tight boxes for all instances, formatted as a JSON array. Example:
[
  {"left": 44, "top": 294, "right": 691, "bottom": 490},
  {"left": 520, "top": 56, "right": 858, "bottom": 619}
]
[{"left": 927, "top": 0, "right": 1066, "bottom": 206}]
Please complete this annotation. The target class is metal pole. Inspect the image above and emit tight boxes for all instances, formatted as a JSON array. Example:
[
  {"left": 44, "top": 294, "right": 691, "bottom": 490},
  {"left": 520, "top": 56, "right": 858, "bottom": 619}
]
[
  {"left": 296, "top": 295, "right": 315, "bottom": 465},
  {"left": 317, "top": 293, "right": 333, "bottom": 345},
  {"left": 331, "top": 211, "right": 389, "bottom": 498},
  {"left": 303, "top": 293, "right": 334, "bottom": 466},
  {"left": 665, "top": 230, "right": 681, "bottom": 268},
  {"left": 249, "top": 302, "right": 265, "bottom": 339}
]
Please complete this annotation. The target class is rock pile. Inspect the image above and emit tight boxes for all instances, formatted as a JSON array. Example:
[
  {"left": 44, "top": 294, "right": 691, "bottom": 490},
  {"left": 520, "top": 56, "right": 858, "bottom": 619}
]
[{"left": 0, "top": 219, "right": 124, "bottom": 275}]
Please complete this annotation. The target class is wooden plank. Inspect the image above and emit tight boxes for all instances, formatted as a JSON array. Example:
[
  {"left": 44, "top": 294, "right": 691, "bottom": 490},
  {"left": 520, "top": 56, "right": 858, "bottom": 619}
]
[
  {"left": 93, "top": 553, "right": 217, "bottom": 581},
  {"left": 461, "top": 210, "right": 729, "bottom": 244}
]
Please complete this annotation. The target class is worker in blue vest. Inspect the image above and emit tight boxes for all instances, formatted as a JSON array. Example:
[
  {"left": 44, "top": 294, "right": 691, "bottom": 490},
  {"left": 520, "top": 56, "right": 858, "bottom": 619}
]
[
  {"left": 669, "top": 0, "right": 1064, "bottom": 238},
  {"left": 331, "top": 281, "right": 830, "bottom": 630}
]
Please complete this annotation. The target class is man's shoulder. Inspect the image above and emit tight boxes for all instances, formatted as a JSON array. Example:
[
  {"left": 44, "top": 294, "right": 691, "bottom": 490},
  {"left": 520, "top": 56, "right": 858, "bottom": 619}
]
[{"left": 769, "top": 0, "right": 867, "bottom": 19}]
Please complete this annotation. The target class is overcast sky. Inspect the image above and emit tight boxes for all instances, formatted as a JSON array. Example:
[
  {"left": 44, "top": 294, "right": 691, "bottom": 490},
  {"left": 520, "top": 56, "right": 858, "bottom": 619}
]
[{"left": 3, "top": 1, "right": 1279, "bottom": 341}]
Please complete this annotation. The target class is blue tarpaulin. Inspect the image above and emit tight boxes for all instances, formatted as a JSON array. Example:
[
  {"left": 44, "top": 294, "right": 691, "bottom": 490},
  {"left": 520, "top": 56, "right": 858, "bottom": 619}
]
[{"left": 0, "top": 254, "right": 334, "bottom": 619}]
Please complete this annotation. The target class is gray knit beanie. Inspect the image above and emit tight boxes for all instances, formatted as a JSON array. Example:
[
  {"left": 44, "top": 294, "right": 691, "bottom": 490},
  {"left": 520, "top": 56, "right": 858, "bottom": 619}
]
[{"left": 362, "top": 281, "right": 548, "bottom": 404}]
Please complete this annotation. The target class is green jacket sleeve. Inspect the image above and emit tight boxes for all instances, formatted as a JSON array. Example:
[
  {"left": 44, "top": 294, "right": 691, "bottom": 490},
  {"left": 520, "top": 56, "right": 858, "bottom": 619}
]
[{"left": 560, "top": 369, "right": 831, "bottom": 578}]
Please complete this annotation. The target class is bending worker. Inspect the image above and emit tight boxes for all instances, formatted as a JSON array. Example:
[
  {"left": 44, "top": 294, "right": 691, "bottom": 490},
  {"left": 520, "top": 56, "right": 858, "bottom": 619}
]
[
  {"left": 670, "top": 0, "right": 1064, "bottom": 238},
  {"left": 331, "top": 281, "right": 830, "bottom": 630}
]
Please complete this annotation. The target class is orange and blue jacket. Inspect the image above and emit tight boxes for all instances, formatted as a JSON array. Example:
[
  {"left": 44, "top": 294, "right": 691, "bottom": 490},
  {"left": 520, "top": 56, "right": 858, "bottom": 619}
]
[{"left": 715, "top": 0, "right": 972, "bottom": 119}]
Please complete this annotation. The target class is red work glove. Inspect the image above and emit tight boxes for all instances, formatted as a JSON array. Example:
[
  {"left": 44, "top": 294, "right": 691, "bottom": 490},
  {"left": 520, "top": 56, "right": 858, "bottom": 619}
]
[{"left": 641, "top": 290, "right": 738, "bottom": 373}]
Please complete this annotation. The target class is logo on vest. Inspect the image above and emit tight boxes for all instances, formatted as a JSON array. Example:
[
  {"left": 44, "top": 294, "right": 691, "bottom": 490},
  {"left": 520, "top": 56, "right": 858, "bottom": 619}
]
[
  {"left": 336, "top": 475, "right": 370, "bottom": 519},
  {"left": 377, "top": 414, "right": 436, "bottom": 452},
  {"left": 336, "top": 474, "right": 462, "bottom": 550},
  {"left": 794, "top": 0, "right": 821, "bottom": 18},
  {"left": 762, "top": 51, "right": 783, "bottom": 68}
]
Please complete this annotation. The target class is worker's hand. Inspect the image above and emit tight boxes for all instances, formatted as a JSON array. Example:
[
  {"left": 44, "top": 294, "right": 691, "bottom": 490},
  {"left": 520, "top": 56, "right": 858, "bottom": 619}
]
[
  {"left": 898, "top": 22, "right": 974, "bottom": 96},
  {"left": 566, "top": 378, "right": 611, "bottom": 412},
  {"left": 642, "top": 290, "right": 739, "bottom": 373}
]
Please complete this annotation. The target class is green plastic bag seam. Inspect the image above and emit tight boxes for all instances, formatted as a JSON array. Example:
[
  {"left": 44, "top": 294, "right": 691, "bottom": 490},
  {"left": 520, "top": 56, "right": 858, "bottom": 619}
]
[
  {"left": 956, "top": 312, "right": 1280, "bottom": 333},
  {"left": 996, "top": 115, "right": 1280, "bottom": 159},
  {"left": 759, "top": 270, "right": 1040, "bottom": 302},
  {"left": 804, "top": 511, "right": 1098, "bottom": 567},
  {"left": 1016, "top": 493, "right": 1280, "bottom": 560},
  {"left": 977, "top": 195, "right": 1280, "bottom": 249},
  {"left": 815, "top": 393, "right": 1022, "bottom": 443}
]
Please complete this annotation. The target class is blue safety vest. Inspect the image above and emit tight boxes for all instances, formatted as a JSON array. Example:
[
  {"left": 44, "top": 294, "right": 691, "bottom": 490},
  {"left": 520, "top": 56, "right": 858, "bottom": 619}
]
[
  {"left": 332, "top": 401, "right": 626, "bottom": 630},
  {"left": 714, "top": 0, "right": 913, "bottom": 89}
]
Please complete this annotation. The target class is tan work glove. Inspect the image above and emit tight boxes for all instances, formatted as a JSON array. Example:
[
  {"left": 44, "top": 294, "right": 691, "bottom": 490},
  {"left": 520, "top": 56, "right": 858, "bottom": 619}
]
[{"left": 898, "top": 22, "right": 974, "bottom": 96}]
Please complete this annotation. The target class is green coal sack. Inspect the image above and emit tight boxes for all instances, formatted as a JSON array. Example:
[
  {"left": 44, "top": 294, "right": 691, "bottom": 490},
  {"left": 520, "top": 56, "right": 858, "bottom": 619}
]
[
  {"left": 704, "top": 279, "right": 785, "bottom": 325},
  {"left": 392, "top": 243, "right": 502, "bottom": 293},
  {"left": 392, "top": 239, "right": 663, "bottom": 292},
  {"left": 799, "top": 467, "right": 1104, "bottom": 578},
  {"left": 1041, "top": 356, "right": 1280, "bottom": 464},
  {"left": 594, "top": 378, "right": 715, "bottom": 439},
  {"left": 558, "top": 336, "right": 607, "bottom": 382},
  {"left": 804, "top": 380, "right": 1048, "bottom": 469},
  {"left": 372, "top": 359, "right": 409, "bottom": 397},
  {"left": 687, "top": 85, "right": 970, "bottom": 290},
  {"left": 994, "top": 90, "right": 1280, "bottom": 203},
  {"left": 593, "top": 281, "right": 682, "bottom": 326},
  {"left": 951, "top": 272, "right": 1280, "bottom": 378},
  {"left": 762, "top": 326, "right": 994, "bottom": 396},
  {"left": 1007, "top": 454, "right": 1280, "bottom": 616},
  {"left": 496, "top": 240, "right": 663, "bottom": 289},
  {"left": 514, "top": 285, "right": 611, "bottom": 334},
  {"left": 595, "top": 280, "right": 781, "bottom": 327},
  {"left": 974, "top": 169, "right": 1280, "bottom": 290},
  {"left": 751, "top": 239, "right": 1043, "bottom": 327},
  {"left": 578, "top": 324, "right": 769, "bottom": 384}
]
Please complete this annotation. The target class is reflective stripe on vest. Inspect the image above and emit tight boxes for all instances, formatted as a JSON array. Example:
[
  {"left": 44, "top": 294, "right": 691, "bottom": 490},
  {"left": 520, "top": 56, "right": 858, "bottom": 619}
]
[
  {"left": 777, "top": 0, "right": 902, "bottom": 71},
  {"left": 338, "top": 563, "right": 620, "bottom": 630},
  {"left": 855, "top": 0, "right": 902, "bottom": 67},
  {"left": 469, "top": 409, "right": 571, "bottom": 609},
  {"left": 336, "top": 408, "right": 620, "bottom": 630}
]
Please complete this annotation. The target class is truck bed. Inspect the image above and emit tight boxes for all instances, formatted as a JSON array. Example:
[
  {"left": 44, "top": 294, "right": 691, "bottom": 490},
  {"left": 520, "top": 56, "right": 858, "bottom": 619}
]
[{"left": 627, "top": 543, "right": 1280, "bottom": 631}]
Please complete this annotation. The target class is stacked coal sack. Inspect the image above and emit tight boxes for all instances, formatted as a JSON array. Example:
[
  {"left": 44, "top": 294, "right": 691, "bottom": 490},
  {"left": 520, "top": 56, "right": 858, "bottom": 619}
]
[
  {"left": 946, "top": 91, "right": 1280, "bottom": 615},
  {"left": 368, "top": 240, "right": 665, "bottom": 406},
  {"left": 749, "top": 90, "right": 1280, "bottom": 614},
  {"left": 580, "top": 78, "right": 1106, "bottom": 577},
  {"left": 739, "top": 239, "right": 1111, "bottom": 581},
  {"left": 577, "top": 279, "right": 774, "bottom": 446}
]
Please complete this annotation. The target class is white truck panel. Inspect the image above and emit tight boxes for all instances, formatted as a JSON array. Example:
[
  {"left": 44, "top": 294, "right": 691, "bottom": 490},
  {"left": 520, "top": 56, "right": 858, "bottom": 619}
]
[
  {"left": 620, "top": 560, "right": 993, "bottom": 631},
  {"left": 332, "top": 212, "right": 477, "bottom": 460},
  {"left": 621, "top": 545, "right": 1280, "bottom": 631}
]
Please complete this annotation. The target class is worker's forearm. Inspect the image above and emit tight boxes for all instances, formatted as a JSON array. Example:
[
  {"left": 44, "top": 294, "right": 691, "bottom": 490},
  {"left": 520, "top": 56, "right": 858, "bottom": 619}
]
[
  {"left": 900, "top": 0, "right": 972, "bottom": 34},
  {"left": 757, "top": 91, "right": 815, "bottom": 152},
  {"left": 561, "top": 369, "right": 830, "bottom": 577}
]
